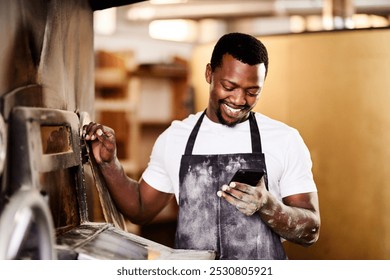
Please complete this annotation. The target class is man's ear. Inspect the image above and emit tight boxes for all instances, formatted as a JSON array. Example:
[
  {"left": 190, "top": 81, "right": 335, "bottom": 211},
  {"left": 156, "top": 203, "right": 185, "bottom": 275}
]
[{"left": 205, "top": 63, "right": 212, "bottom": 84}]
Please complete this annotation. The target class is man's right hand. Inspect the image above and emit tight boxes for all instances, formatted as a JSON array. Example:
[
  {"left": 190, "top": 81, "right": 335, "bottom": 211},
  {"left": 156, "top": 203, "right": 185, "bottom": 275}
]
[{"left": 82, "top": 122, "right": 117, "bottom": 165}]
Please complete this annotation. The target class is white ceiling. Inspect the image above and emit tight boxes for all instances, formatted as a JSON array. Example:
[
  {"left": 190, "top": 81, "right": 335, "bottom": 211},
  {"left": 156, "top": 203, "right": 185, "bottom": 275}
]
[
  {"left": 124, "top": 0, "right": 390, "bottom": 21},
  {"left": 94, "top": 0, "right": 390, "bottom": 63},
  {"left": 111, "top": 0, "right": 390, "bottom": 40}
]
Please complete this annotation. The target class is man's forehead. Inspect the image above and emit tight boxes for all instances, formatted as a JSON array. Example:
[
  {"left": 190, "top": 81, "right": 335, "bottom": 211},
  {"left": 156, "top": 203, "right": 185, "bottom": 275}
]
[{"left": 258, "top": 63, "right": 266, "bottom": 86}]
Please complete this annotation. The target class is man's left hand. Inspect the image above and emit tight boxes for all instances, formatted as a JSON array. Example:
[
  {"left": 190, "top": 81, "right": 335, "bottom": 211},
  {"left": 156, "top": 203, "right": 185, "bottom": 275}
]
[{"left": 217, "top": 176, "right": 268, "bottom": 216}]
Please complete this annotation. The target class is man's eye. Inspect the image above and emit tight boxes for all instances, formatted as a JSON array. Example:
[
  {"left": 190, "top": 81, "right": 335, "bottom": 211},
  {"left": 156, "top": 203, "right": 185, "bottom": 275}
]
[
  {"left": 223, "top": 86, "right": 234, "bottom": 91},
  {"left": 246, "top": 89, "right": 260, "bottom": 96},
  {"left": 247, "top": 92, "right": 258, "bottom": 97}
]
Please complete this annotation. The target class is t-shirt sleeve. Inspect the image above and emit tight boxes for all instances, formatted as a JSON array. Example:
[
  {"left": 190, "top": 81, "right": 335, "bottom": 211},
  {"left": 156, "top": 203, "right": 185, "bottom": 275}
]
[
  {"left": 279, "top": 129, "right": 317, "bottom": 198},
  {"left": 141, "top": 130, "right": 175, "bottom": 194}
]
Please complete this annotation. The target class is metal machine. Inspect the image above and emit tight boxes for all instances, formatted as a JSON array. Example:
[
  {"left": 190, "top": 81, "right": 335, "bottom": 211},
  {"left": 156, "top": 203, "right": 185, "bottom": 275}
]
[
  {"left": 0, "top": 91, "right": 214, "bottom": 260},
  {"left": 0, "top": 0, "right": 214, "bottom": 260}
]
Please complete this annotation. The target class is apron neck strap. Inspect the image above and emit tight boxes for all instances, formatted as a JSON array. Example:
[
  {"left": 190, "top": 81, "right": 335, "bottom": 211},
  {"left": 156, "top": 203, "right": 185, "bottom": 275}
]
[
  {"left": 249, "top": 111, "right": 262, "bottom": 154},
  {"left": 184, "top": 110, "right": 262, "bottom": 155},
  {"left": 184, "top": 110, "right": 206, "bottom": 155}
]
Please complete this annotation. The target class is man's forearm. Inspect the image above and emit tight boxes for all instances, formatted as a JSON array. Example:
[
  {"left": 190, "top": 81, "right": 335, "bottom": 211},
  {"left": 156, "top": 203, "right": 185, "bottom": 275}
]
[
  {"left": 258, "top": 195, "right": 320, "bottom": 246},
  {"left": 99, "top": 157, "right": 143, "bottom": 221}
]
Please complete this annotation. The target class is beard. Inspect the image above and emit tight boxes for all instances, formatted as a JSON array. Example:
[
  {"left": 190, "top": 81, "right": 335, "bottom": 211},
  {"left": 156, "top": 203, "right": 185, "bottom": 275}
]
[{"left": 216, "top": 101, "right": 251, "bottom": 127}]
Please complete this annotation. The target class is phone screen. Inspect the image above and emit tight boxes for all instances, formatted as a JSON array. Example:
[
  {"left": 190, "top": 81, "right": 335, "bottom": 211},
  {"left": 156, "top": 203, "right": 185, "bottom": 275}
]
[{"left": 229, "top": 169, "right": 264, "bottom": 186}]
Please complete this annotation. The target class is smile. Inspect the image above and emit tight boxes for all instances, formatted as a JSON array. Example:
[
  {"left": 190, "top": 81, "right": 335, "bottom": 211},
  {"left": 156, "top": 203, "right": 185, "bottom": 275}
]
[{"left": 223, "top": 103, "right": 243, "bottom": 115}]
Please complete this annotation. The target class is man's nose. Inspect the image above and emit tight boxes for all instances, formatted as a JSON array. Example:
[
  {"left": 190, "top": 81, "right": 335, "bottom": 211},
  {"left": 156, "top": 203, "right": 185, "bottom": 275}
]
[{"left": 230, "top": 88, "right": 246, "bottom": 106}]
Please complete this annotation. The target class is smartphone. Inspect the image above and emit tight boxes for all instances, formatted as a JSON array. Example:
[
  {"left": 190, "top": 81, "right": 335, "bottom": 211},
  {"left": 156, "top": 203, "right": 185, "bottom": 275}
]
[{"left": 229, "top": 169, "right": 265, "bottom": 186}]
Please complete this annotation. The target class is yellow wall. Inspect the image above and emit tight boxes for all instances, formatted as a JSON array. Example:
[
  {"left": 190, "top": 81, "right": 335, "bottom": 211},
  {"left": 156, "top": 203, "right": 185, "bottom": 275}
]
[{"left": 191, "top": 29, "right": 390, "bottom": 259}]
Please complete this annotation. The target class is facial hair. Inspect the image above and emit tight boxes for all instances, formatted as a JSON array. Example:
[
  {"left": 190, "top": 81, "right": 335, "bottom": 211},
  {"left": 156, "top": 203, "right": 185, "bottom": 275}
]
[{"left": 216, "top": 100, "right": 251, "bottom": 127}]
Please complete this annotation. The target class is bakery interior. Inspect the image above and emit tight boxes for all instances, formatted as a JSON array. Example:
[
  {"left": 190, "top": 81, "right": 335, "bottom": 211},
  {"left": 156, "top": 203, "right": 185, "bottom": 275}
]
[{"left": 0, "top": 0, "right": 389, "bottom": 260}]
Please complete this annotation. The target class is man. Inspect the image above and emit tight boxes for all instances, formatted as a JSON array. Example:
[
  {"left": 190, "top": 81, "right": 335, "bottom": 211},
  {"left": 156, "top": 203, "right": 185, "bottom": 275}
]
[{"left": 83, "top": 32, "right": 320, "bottom": 260}]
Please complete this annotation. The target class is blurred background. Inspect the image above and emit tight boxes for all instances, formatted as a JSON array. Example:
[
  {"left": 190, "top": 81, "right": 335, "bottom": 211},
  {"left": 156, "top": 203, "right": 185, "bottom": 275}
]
[{"left": 92, "top": 0, "right": 390, "bottom": 260}]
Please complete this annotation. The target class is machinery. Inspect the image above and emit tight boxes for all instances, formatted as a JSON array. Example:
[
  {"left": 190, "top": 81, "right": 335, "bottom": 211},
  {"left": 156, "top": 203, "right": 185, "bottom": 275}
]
[{"left": 0, "top": 0, "right": 214, "bottom": 260}]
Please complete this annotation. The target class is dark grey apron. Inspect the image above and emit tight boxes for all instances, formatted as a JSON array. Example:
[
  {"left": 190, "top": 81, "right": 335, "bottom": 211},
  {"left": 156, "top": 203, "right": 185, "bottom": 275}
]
[{"left": 174, "top": 111, "right": 287, "bottom": 260}]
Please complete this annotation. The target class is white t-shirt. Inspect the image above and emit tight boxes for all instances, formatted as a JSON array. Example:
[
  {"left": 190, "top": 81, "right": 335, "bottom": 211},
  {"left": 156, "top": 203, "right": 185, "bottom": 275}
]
[{"left": 142, "top": 111, "right": 317, "bottom": 202}]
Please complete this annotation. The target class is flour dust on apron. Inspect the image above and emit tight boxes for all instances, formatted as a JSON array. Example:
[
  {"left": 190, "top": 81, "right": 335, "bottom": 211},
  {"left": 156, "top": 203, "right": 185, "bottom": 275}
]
[{"left": 175, "top": 111, "right": 286, "bottom": 260}]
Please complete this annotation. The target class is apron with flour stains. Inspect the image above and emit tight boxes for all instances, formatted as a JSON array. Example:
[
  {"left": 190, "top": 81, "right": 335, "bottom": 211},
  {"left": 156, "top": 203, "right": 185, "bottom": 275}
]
[{"left": 174, "top": 111, "right": 287, "bottom": 259}]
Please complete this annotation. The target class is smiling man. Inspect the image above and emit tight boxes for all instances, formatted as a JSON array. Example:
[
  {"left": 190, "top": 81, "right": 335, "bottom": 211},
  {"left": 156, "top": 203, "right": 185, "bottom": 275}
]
[
  {"left": 84, "top": 32, "right": 320, "bottom": 260},
  {"left": 207, "top": 54, "right": 265, "bottom": 127}
]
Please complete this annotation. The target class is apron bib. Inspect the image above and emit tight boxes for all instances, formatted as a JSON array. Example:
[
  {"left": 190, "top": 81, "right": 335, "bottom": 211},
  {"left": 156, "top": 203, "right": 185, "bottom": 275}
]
[{"left": 175, "top": 111, "right": 287, "bottom": 260}]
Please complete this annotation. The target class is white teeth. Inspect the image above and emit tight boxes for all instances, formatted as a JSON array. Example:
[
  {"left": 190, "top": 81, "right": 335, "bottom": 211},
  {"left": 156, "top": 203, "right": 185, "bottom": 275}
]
[{"left": 224, "top": 104, "right": 241, "bottom": 114}]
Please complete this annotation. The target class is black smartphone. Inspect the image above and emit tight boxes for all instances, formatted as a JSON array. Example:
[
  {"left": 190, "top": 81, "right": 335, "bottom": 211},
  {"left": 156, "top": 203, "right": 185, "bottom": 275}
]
[{"left": 229, "top": 169, "right": 265, "bottom": 186}]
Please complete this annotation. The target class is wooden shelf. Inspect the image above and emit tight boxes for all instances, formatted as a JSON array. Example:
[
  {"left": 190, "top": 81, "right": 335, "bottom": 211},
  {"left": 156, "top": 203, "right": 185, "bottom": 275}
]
[
  {"left": 133, "top": 63, "right": 188, "bottom": 79},
  {"left": 139, "top": 120, "right": 172, "bottom": 126},
  {"left": 94, "top": 58, "right": 190, "bottom": 177},
  {"left": 95, "top": 98, "right": 136, "bottom": 112},
  {"left": 95, "top": 68, "right": 127, "bottom": 89},
  {"left": 94, "top": 51, "right": 192, "bottom": 230}
]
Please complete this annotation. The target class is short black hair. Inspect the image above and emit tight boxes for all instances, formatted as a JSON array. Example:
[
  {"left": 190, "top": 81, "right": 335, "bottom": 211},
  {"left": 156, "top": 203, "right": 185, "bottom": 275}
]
[{"left": 210, "top": 32, "right": 268, "bottom": 76}]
